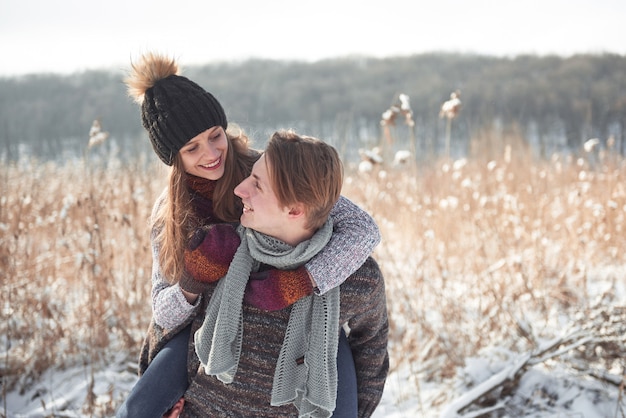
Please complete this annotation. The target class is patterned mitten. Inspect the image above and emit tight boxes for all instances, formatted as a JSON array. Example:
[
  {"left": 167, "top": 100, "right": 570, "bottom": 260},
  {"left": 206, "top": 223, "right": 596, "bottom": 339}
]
[
  {"left": 244, "top": 265, "right": 314, "bottom": 311},
  {"left": 179, "top": 223, "right": 241, "bottom": 294}
]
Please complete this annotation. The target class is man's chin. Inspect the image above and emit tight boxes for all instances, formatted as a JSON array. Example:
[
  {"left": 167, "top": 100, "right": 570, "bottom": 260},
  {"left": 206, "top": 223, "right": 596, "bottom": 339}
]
[{"left": 239, "top": 217, "right": 252, "bottom": 228}]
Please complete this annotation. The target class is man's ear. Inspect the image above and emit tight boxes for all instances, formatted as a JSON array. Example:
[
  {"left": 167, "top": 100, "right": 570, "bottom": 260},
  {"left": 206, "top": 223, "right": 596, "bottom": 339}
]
[{"left": 288, "top": 203, "right": 306, "bottom": 219}]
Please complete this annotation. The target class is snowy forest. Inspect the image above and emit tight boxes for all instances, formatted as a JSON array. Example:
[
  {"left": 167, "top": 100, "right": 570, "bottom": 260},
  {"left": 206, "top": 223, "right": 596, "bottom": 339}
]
[{"left": 1, "top": 53, "right": 626, "bottom": 163}]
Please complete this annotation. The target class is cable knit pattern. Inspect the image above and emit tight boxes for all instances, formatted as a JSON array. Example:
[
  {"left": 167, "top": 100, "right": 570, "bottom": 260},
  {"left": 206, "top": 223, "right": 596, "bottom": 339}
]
[{"left": 178, "top": 257, "right": 389, "bottom": 418}]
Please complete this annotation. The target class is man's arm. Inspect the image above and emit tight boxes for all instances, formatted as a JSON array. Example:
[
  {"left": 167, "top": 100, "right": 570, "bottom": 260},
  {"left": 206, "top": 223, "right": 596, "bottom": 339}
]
[{"left": 341, "top": 257, "right": 389, "bottom": 417}]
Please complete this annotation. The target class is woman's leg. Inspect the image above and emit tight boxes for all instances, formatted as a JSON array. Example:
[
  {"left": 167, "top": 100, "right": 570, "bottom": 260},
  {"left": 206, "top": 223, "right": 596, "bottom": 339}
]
[
  {"left": 332, "top": 328, "right": 358, "bottom": 418},
  {"left": 116, "top": 324, "right": 191, "bottom": 418}
]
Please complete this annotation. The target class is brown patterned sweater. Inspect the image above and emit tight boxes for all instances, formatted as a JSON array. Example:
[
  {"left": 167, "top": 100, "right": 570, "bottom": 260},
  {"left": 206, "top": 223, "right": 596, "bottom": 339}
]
[{"left": 139, "top": 257, "right": 389, "bottom": 417}]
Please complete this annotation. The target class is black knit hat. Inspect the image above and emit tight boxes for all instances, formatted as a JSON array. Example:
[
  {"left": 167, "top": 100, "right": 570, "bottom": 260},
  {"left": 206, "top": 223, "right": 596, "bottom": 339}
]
[{"left": 141, "top": 74, "right": 228, "bottom": 165}]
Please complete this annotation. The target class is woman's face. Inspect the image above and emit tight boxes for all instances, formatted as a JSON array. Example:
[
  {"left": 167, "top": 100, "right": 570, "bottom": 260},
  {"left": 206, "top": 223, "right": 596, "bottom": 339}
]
[{"left": 179, "top": 126, "right": 228, "bottom": 180}]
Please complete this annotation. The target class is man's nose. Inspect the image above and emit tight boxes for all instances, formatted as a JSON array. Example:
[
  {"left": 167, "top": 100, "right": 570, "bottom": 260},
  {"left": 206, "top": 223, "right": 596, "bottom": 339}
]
[{"left": 234, "top": 181, "right": 246, "bottom": 198}]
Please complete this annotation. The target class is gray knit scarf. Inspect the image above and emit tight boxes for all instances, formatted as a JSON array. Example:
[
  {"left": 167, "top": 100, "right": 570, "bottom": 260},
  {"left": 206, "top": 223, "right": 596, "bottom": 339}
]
[{"left": 194, "top": 220, "right": 340, "bottom": 418}]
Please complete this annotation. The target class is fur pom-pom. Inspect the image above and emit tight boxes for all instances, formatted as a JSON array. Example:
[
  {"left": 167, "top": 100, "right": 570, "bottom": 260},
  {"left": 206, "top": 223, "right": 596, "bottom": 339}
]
[{"left": 125, "top": 52, "right": 179, "bottom": 104}]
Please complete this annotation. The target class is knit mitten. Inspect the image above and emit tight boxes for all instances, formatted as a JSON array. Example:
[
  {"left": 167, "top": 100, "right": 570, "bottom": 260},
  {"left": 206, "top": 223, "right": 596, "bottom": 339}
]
[
  {"left": 179, "top": 223, "right": 240, "bottom": 294},
  {"left": 244, "top": 265, "right": 314, "bottom": 311}
]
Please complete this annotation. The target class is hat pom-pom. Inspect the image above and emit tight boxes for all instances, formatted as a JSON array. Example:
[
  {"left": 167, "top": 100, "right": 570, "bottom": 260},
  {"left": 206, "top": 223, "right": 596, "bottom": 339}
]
[{"left": 125, "top": 52, "right": 179, "bottom": 104}]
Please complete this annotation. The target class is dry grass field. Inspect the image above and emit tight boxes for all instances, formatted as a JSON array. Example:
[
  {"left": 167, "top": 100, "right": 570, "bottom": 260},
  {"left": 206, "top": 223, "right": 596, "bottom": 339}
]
[{"left": 2, "top": 133, "right": 625, "bottom": 416}]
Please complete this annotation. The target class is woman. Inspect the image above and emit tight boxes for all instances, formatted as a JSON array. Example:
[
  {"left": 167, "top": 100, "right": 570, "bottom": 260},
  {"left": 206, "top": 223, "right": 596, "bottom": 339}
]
[{"left": 116, "top": 53, "right": 380, "bottom": 417}]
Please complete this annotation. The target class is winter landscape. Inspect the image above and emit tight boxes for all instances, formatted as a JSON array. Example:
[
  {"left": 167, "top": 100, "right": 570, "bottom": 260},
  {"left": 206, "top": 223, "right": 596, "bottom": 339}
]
[{"left": 2, "top": 125, "right": 625, "bottom": 418}]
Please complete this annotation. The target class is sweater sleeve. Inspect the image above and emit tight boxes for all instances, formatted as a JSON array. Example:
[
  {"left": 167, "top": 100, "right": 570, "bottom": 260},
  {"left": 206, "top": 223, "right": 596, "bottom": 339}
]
[
  {"left": 342, "top": 257, "right": 389, "bottom": 417},
  {"left": 305, "top": 196, "right": 380, "bottom": 295},
  {"left": 150, "top": 191, "right": 201, "bottom": 330}
]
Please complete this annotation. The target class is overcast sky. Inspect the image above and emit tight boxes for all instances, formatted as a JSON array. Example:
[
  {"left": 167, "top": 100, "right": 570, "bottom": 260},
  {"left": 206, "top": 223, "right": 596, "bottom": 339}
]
[{"left": 1, "top": 0, "right": 624, "bottom": 76}]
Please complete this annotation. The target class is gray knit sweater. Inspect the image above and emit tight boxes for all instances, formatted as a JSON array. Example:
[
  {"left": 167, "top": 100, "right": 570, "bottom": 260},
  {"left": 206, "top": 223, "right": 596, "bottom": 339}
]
[{"left": 177, "top": 256, "right": 389, "bottom": 417}]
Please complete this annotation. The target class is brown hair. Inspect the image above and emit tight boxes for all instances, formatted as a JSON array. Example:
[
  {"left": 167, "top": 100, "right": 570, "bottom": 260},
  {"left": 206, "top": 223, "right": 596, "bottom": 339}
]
[
  {"left": 265, "top": 130, "right": 343, "bottom": 231},
  {"left": 153, "top": 126, "right": 258, "bottom": 282}
]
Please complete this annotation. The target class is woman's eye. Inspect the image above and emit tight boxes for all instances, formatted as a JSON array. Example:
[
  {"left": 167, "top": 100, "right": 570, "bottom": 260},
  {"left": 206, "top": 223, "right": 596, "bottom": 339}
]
[{"left": 186, "top": 145, "right": 198, "bottom": 153}]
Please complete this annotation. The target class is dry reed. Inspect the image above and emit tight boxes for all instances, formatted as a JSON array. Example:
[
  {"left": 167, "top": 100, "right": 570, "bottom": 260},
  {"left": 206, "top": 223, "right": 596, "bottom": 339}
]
[
  {"left": 1, "top": 131, "right": 625, "bottom": 415},
  {"left": 1, "top": 157, "right": 166, "bottom": 415},
  {"left": 344, "top": 131, "right": 626, "bottom": 410}
]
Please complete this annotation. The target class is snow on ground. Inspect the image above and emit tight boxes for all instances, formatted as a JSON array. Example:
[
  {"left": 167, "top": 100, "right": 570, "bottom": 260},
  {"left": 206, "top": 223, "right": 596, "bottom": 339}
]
[
  {"left": 8, "top": 362, "right": 421, "bottom": 417},
  {"left": 3, "top": 351, "right": 622, "bottom": 417},
  {"left": 3, "top": 242, "right": 624, "bottom": 417},
  {"left": 4, "top": 264, "right": 625, "bottom": 417}
]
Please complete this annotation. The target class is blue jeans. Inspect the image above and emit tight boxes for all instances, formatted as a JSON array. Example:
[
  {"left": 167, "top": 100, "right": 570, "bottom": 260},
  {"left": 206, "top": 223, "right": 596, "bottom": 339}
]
[
  {"left": 333, "top": 328, "right": 358, "bottom": 417},
  {"left": 116, "top": 326, "right": 357, "bottom": 417},
  {"left": 116, "top": 325, "right": 191, "bottom": 418}
]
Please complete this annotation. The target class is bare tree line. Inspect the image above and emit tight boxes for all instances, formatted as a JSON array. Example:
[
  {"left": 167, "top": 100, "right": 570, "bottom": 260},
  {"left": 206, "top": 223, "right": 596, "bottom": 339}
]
[{"left": 1, "top": 53, "right": 625, "bottom": 162}]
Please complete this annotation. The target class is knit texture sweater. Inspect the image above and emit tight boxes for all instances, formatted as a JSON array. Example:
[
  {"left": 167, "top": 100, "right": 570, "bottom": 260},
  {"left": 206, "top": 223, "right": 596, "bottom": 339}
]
[{"left": 136, "top": 257, "right": 388, "bottom": 417}]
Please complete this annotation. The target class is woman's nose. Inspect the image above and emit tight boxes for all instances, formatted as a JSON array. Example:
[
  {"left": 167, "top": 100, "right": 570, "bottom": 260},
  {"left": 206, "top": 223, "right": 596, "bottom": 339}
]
[{"left": 202, "top": 141, "right": 219, "bottom": 158}]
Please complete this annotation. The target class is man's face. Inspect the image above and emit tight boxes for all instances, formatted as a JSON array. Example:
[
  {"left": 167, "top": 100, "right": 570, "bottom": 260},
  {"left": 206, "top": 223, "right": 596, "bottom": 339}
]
[{"left": 234, "top": 154, "right": 291, "bottom": 239}]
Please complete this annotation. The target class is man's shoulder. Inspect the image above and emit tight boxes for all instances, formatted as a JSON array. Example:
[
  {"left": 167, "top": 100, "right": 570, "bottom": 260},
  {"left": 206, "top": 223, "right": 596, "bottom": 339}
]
[
  {"left": 342, "top": 257, "right": 384, "bottom": 290},
  {"left": 355, "top": 256, "right": 382, "bottom": 276}
]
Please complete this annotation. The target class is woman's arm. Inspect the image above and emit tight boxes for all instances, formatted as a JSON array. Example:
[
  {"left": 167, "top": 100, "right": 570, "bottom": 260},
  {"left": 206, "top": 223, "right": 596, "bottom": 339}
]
[
  {"left": 305, "top": 196, "right": 381, "bottom": 294},
  {"left": 150, "top": 192, "right": 201, "bottom": 330},
  {"left": 151, "top": 242, "right": 201, "bottom": 330},
  {"left": 174, "top": 195, "right": 380, "bottom": 310},
  {"left": 243, "top": 196, "right": 380, "bottom": 310}
]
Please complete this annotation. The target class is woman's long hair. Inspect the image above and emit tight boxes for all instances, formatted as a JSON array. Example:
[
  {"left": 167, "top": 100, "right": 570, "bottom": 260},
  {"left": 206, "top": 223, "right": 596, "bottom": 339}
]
[{"left": 153, "top": 126, "right": 259, "bottom": 283}]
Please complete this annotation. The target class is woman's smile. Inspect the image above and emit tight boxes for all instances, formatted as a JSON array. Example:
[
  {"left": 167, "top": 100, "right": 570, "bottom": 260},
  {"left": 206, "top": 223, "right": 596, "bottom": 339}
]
[{"left": 200, "top": 156, "right": 222, "bottom": 170}]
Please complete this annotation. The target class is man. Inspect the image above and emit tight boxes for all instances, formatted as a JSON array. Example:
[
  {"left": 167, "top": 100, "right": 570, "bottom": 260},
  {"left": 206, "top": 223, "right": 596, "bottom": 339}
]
[{"left": 181, "top": 130, "right": 389, "bottom": 417}]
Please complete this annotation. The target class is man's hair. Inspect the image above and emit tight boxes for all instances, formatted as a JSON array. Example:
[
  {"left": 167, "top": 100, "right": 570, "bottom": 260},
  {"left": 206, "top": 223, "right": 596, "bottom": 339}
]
[{"left": 265, "top": 130, "right": 343, "bottom": 230}]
